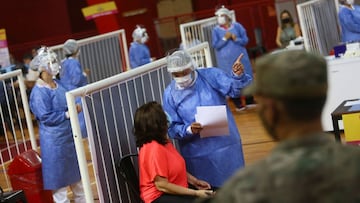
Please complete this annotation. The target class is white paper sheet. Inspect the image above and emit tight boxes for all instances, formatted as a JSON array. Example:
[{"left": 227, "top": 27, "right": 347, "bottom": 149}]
[
  {"left": 195, "top": 105, "right": 229, "bottom": 138},
  {"left": 345, "top": 99, "right": 360, "bottom": 106}
]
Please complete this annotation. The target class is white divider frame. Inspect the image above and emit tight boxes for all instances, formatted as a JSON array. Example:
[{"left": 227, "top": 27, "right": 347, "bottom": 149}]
[
  {"left": 297, "top": 0, "right": 340, "bottom": 55},
  {"left": 0, "top": 70, "right": 37, "bottom": 191},
  {"left": 66, "top": 42, "right": 212, "bottom": 203},
  {"left": 50, "top": 29, "right": 130, "bottom": 82}
]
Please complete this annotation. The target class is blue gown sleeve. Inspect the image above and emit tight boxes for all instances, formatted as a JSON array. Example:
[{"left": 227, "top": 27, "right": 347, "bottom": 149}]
[
  {"left": 199, "top": 68, "right": 252, "bottom": 98},
  {"left": 60, "top": 59, "right": 87, "bottom": 90},
  {"left": 163, "top": 69, "right": 252, "bottom": 140},
  {"left": 163, "top": 86, "right": 193, "bottom": 140},
  {"left": 139, "top": 50, "right": 151, "bottom": 66},
  {"left": 212, "top": 27, "right": 229, "bottom": 50},
  {"left": 339, "top": 8, "right": 360, "bottom": 33},
  {"left": 232, "top": 23, "right": 249, "bottom": 46},
  {"left": 30, "top": 87, "right": 68, "bottom": 126},
  {"left": 69, "top": 60, "right": 87, "bottom": 88},
  {"left": 129, "top": 45, "right": 137, "bottom": 68},
  {"left": 129, "top": 43, "right": 151, "bottom": 68}
]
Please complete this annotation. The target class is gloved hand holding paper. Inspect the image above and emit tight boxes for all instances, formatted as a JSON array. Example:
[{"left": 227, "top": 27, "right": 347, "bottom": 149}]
[{"left": 195, "top": 105, "right": 229, "bottom": 138}]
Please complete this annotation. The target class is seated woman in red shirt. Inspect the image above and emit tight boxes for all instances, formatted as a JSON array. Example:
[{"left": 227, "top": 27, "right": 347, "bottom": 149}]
[{"left": 133, "top": 101, "right": 214, "bottom": 203}]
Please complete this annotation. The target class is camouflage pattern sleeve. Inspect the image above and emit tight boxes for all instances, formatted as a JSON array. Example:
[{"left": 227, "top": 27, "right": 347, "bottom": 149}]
[
  {"left": 197, "top": 133, "right": 360, "bottom": 203},
  {"left": 210, "top": 161, "right": 268, "bottom": 203}
]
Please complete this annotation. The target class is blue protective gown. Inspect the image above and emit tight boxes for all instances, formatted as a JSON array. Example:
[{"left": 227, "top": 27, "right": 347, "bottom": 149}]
[
  {"left": 129, "top": 42, "right": 151, "bottom": 69},
  {"left": 60, "top": 57, "right": 88, "bottom": 138},
  {"left": 60, "top": 57, "right": 87, "bottom": 91},
  {"left": 212, "top": 22, "right": 253, "bottom": 77},
  {"left": 29, "top": 79, "right": 81, "bottom": 190},
  {"left": 338, "top": 5, "right": 360, "bottom": 43},
  {"left": 163, "top": 68, "right": 252, "bottom": 187}
]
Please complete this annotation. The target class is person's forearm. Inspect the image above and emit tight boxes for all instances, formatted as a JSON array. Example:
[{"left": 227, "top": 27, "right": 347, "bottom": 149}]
[
  {"left": 187, "top": 173, "right": 198, "bottom": 185},
  {"left": 156, "top": 181, "right": 197, "bottom": 196},
  {"left": 233, "top": 35, "right": 248, "bottom": 46}
]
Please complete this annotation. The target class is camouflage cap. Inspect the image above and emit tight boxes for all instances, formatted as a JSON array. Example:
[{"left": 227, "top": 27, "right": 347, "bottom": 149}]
[{"left": 244, "top": 50, "right": 328, "bottom": 98}]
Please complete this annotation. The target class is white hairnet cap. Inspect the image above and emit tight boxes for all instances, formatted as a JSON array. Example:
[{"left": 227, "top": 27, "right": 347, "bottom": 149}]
[
  {"left": 215, "top": 6, "right": 231, "bottom": 17},
  {"left": 30, "top": 47, "right": 58, "bottom": 72},
  {"left": 132, "top": 26, "right": 146, "bottom": 41},
  {"left": 63, "top": 39, "right": 79, "bottom": 55},
  {"left": 167, "top": 50, "right": 195, "bottom": 73}
]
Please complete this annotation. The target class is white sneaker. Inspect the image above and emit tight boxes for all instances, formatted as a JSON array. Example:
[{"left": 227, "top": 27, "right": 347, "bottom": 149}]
[
  {"left": 246, "top": 103, "right": 257, "bottom": 108},
  {"left": 235, "top": 106, "right": 246, "bottom": 112}
]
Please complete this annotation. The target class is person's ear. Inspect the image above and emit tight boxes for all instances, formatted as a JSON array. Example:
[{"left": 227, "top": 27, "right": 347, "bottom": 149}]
[
  {"left": 39, "top": 71, "right": 44, "bottom": 80},
  {"left": 264, "top": 98, "right": 279, "bottom": 127}
]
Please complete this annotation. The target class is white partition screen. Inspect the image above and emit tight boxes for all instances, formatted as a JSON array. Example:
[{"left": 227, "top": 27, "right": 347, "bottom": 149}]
[
  {"left": 51, "top": 29, "right": 130, "bottom": 83},
  {"left": 0, "top": 70, "right": 37, "bottom": 192},
  {"left": 66, "top": 43, "right": 212, "bottom": 203},
  {"left": 297, "top": 0, "right": 340, "bottom": 55}
]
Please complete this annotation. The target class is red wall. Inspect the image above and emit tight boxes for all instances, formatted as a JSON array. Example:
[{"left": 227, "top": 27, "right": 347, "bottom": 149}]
[
  {"left": 232, "top": 1, "right": 278, "bottom": 50},
  {"left": 1, "top": 1, "right": 97, "bottom": 61},
  {"left": 0, "top": 0, "right": 276, "bottom": 62}
]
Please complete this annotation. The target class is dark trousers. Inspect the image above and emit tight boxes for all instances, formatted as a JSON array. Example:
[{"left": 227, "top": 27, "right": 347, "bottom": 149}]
[
  {"left": 245, "top": 95, "right": 255, "bottom": 105},
  {"left": 152, "top": 194, "right": 196, "bottom": 203},
  {"left": 231, "top": 97, "right": 243, "bottom": 108},
  {"left": 231, "top": 95, "right": 255, "bottom": 108}
]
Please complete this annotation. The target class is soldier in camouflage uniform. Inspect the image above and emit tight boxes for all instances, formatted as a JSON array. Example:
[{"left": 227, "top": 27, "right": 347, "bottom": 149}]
[{"left": 196, "top": 50, "right": 360, "bottom": 203}]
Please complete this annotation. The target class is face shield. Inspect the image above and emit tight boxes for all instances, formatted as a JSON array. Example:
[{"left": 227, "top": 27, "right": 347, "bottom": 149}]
[
  {"left": 30, "top": 47, "right": 61, "bottom": 76},
  {"left": 346, "top": 0, "right": 354, "bottom": 4},
  {"left": 132, "top": 26, "right": 147, "bottom": 42},
  {"left": 140, "top": 32, "right": 149, "bottom": 44},
  {"left": 215, "top": 6, "right": 230, "bottom": 17}
]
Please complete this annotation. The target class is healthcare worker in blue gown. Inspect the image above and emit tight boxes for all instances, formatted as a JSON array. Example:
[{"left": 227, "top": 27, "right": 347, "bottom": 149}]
[
  {"left": 163, "top": 50, "right": 252, "bottom": 188},
  {"left": 129, "top": 25, "right": 153, "bottom": 69},
  {"left": 212, "top": 6, "right": 254, "bottom": 111},
  {"left": 29, "top": 47, "right": 85, "bottom": 203},
  {"left": 338, "top": 0, "right": 360, "bottom": 43},
  {"left": 60, "top": 39, "right": 89, "bottom": 138}
]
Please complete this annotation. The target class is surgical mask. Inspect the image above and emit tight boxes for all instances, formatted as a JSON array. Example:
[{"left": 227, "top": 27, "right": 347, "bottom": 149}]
[
  {"left": 281, "top": 18, "right": 290, "bottom": 24},
  {"left": 48, "top": 62, "right": 60, "bottom": 76},
  {"left": 217, "top": 16, "right": 226, "bottom": 25},
  {"left": 174, "top": 74, "right": 193, "bottom": 88},
  {"left": 141, "top": 36, "right": 148, "bottom": 44},
  {"left": 346, "top": 0, "right": 354, "bottom": 4}
]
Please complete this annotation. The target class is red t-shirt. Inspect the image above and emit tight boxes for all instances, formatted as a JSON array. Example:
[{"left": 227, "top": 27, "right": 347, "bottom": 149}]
[{"left": 139, "top": 140, "right": 188, "bottom": 203}]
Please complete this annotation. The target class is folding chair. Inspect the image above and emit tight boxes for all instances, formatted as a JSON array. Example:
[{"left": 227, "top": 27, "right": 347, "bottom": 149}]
[{"left": 117, "top": 154, "right": 143, "bottom": 203}]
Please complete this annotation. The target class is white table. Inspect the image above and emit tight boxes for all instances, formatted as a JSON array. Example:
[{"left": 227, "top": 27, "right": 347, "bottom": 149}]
[{"left": 322, "top": 56, "right": 360, "bottom": 132}]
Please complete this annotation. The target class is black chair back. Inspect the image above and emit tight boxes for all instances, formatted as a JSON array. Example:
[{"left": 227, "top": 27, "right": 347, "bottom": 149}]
[{"left": 117, "top": 154, "right": 143, "bottom": 203}]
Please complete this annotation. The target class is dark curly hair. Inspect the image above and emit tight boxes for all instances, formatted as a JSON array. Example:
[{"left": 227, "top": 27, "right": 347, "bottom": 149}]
[{"left": 133, "top": 101, "right": 169, "bottom": 148}]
